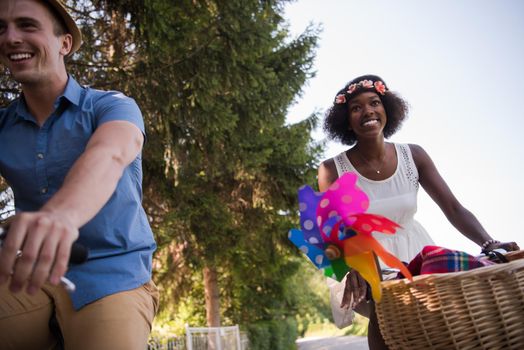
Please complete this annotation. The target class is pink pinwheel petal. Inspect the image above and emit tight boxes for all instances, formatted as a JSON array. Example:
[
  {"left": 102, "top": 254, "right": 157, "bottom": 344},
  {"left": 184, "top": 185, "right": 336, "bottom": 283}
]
[{"left": 316, "top": 173, "right": 369, "bottom": 231}]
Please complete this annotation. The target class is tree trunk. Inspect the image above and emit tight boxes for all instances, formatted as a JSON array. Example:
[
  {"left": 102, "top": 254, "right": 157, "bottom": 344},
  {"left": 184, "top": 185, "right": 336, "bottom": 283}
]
[{"left": 204, "top": 265, "right": 221, "bottom": 327}]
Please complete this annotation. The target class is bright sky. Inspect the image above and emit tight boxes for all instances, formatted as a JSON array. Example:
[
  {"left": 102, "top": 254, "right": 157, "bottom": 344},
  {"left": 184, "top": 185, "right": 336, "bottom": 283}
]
[{"left": 284, "top": 0, "right": 524, "bottom": 255}]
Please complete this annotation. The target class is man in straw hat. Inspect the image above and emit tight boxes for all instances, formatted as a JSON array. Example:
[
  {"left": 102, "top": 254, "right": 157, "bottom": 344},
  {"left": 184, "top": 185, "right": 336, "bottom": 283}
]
[{"left": 0, "top": 1, "right": 158, "bottom": 348}]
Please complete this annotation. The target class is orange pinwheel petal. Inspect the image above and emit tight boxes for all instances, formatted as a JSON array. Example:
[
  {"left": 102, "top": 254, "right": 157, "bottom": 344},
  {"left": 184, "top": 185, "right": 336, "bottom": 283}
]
[
  {"left": 372, "top": 239, "right": 413, "bottom": 281},
  {"left": 346, "top": 252, "right": 382, "bottom": 302}
]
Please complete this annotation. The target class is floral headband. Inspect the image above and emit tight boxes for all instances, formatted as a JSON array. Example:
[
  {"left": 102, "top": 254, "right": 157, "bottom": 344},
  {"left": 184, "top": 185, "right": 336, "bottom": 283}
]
[{"left": 335, "top": 79, "right": 387, "bottom": 104}]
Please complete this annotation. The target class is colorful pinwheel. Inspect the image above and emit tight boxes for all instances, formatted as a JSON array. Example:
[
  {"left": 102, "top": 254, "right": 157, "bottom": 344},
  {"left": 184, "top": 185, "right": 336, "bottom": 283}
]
[
  {"left": 288, "top": 172, "right": 413, "bottom": 302},
  {"left": 288, "top": 184, "right": 351, "bottom": 282}
]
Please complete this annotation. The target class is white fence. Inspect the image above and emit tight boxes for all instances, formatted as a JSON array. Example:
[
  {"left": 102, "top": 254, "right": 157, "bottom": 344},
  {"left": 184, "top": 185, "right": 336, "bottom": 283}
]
[
  {"left": 148, "top": 335, "right": 185, "bottom": 350},
  {"left": 186, "top": 325, "right": 241, "bottom": 350},
  {"left": 148, "top": 325, "right": 248, "bottom": 350}
]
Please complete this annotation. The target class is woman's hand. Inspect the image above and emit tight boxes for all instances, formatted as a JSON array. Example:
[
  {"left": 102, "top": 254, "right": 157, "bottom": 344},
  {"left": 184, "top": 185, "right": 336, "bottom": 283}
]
[
  {"left": 487, "top": 241, "right": 520, "bottom": 252},
  {"left": 341, "top": 270, "right": 368, "bottom": 309}
]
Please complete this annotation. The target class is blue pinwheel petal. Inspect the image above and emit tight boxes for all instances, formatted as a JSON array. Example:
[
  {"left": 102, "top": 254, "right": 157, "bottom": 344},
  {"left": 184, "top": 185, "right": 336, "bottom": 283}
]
[
  {"left": 322, "top": 215, "right": 342, "bottom": 238},
  {"left": 298, "top": 185, "right": 324, "bottom": 248},
  {"left": 288, "top": 228, "right": 330, "bottom": 269}
]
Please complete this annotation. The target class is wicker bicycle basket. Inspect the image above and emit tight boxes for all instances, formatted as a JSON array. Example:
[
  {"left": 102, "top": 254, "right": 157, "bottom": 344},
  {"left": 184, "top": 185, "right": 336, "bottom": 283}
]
[{"left": 375, "top": 258, "right": 524, "bottom": 350}]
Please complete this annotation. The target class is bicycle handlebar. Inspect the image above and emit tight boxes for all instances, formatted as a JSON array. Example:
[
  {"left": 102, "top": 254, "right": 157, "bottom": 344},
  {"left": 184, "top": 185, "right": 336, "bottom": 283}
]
[{"left": 69, "top": 240, "right": 89, "bottom": 265}]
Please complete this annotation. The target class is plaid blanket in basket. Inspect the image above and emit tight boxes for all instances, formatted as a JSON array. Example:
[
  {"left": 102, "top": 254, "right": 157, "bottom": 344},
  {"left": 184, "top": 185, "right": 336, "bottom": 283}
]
[{"left": 397, "top": 245, "right": 495, "bottom": 278}]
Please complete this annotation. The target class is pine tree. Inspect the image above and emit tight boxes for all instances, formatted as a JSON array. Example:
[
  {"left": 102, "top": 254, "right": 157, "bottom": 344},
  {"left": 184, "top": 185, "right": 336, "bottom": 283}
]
[{"left": 128, "top": 0, "right": 323, "bottom": 329}]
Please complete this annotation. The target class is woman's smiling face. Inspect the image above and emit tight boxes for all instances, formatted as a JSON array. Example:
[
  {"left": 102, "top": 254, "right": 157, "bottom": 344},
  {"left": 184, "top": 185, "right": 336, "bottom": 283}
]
[{"left": 347, "top": 91, "right": 387, "bottom": 139}]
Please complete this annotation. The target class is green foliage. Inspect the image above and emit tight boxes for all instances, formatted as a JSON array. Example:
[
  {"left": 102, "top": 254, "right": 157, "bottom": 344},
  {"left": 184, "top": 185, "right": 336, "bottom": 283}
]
[
  {"left": 0, "top": 179, "right": 14, "bottom": 221},
  {"left": 0, "top": 67, "right": 18, "bottom": 106},
  {"left": 246, "top": 318, "right": 298, "bottom": 350}
]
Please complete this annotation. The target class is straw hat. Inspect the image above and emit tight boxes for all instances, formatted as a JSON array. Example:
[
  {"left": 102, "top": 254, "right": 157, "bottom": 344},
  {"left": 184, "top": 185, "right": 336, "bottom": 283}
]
[{"left": 46, "top": 0, "right": 83, "bottom": 54}]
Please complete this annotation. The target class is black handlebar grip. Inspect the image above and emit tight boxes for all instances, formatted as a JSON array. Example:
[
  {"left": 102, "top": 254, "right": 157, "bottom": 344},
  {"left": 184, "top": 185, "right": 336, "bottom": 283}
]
[{"left": 70, "top": 242, "right": 89, "bottom": 264}]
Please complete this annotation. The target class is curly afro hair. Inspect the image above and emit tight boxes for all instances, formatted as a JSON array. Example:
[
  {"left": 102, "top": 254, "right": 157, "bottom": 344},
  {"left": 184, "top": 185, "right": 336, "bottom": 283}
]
[{"left": 323, "top": 74, "right": 409, "bottom": 146}]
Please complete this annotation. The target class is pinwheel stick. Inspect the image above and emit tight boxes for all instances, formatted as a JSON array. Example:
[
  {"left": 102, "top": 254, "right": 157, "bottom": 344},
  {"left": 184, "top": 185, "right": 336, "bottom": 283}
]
[{"left": 374, "top": 252, "right": 383, "bottom": 282}]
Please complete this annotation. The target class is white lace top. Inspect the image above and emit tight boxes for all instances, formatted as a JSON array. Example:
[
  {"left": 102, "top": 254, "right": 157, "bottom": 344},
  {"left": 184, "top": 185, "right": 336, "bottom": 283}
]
[{"left": 328, "top": 143, "right": 435, "bottom": 328}]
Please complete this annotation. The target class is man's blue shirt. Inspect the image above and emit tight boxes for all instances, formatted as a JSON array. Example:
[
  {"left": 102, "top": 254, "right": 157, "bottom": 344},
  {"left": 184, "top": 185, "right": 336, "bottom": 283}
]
[{"left": 0, "top": 77, "right": 156, "bottom": 309}]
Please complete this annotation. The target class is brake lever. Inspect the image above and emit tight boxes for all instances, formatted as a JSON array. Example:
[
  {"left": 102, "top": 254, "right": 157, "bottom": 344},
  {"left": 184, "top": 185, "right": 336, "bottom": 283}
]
[
  {"left": 381, "top": 267, "right": 400, "bottom": 275},
  {"left": 479, "top": 248, "right": 509, "bottom": 263}
]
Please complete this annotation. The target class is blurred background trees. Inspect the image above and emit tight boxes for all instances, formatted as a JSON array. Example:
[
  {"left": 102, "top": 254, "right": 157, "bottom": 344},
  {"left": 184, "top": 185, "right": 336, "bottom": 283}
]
[{"left": 0, "top": 0, "right": 331, "bottom": 347}]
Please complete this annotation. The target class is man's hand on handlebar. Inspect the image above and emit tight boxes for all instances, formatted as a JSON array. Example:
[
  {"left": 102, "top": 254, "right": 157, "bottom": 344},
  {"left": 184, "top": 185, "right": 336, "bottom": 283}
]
[{"left": 0, "top": 212, "right": 79, "bottom": 295}]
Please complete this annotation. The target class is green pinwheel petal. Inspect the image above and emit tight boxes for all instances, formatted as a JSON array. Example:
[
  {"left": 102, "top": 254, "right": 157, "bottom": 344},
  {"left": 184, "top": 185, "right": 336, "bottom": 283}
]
[
  {"left": 332, "top": 259, "right": 351, "bottom": 281},
  {"left": 323, "top": 265, "right": 335, "bottom": 279}
]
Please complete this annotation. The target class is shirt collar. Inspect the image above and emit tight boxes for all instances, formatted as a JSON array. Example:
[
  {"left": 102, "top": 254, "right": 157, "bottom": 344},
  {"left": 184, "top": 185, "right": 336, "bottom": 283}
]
[
  {"left": 61, "top": 75, "right": 82, "bottom": 107},
  {"left": 14, "top": 75, "right": 82, "bottom": 123}
]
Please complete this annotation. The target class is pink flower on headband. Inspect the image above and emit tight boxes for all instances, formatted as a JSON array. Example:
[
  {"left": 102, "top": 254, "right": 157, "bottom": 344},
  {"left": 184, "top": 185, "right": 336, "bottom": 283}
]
[
  {"left": 361, "top": 80, "right": 374, "bottom": 89},
  {"left": 335, "top": 94, "right": 346, "bottom": 104},
  {"left": 374, "top": 81, "right": 386, "bottom": 95},
  {"left": 345, "top": 79, "right": 388, "bottom": 97}
]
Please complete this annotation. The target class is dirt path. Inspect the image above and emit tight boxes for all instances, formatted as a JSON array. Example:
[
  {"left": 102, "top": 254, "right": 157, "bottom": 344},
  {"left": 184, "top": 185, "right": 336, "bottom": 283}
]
[{"left": 296, "top": 335, "right": 369, "bottom": 350}]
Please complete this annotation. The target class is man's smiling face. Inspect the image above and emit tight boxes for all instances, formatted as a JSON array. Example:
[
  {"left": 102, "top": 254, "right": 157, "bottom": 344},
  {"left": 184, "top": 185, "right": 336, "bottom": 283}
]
[{"left": 0, "top": 0, "right": 72, "bottom": 86}]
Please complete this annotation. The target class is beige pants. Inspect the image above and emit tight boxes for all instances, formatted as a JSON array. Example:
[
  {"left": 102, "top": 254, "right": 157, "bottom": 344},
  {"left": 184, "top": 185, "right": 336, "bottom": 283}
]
[{"left": 0, "top": 279, "right": 159, "bottom": 350}]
